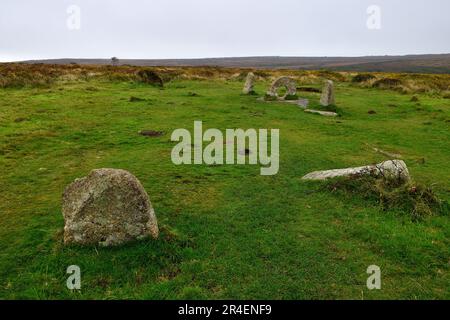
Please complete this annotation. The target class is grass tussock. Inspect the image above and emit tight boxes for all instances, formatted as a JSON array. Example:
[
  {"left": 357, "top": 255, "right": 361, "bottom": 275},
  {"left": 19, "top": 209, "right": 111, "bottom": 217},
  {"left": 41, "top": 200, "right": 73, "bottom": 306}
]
[{"left": 325, "top": 175, "right": 449, "bottom": 221}]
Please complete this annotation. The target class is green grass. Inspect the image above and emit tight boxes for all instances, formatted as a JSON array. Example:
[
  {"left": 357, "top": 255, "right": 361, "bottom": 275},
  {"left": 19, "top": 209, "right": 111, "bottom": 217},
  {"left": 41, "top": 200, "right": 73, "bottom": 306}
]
[{"left": 0, "top": 78, "right": 449, "bottom": 299}]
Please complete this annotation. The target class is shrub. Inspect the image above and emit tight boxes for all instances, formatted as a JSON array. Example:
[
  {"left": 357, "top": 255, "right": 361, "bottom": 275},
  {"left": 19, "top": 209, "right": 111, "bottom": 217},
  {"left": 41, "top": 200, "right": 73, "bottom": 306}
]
[
  {"left": 352, "top": 73, "right": 376, "bottom": 83},
  {"left": 316, "top": 70, "right": 346, "bottom": 82},
  {"left": 372, "top": 78, "right": 403, "bottom": 89},
  {"left": 135, "top": 69, "right": 164, "bottom": 87},
  {"left": 325, "top": 175, "right": 449, "bottom": 221}
]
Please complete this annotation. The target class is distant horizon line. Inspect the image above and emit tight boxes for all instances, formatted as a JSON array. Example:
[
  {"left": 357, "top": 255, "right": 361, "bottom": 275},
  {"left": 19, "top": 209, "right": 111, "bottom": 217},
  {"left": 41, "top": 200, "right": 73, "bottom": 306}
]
[{"left": 3, "top": 52, "right": 450, "bottom": 63}]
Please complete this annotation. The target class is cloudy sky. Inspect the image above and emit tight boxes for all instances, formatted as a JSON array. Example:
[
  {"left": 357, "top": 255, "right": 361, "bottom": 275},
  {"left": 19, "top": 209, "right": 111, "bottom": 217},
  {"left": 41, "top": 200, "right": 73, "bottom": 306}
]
[{"left": 1, "top": 0, "right": 449, "bottom": 62}]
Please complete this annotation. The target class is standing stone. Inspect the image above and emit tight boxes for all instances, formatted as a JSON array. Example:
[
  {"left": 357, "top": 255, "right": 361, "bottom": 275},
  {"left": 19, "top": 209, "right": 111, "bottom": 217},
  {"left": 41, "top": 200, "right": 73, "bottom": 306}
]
[
  {"left": 320, "top": 80, "right": 335, "bottom": 106},
  {"left": 266, "top": 76, "right": 297, "bottom": 99},
  {"left": 62, "top": 168, "right": 159, "bottom": 246},
  {"left": 242, "top": 72, "right": 256, "bottom": 95}
]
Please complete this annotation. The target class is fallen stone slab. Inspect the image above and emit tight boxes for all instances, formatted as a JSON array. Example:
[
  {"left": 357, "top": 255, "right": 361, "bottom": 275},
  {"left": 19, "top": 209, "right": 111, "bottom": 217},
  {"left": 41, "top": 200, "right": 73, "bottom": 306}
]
[
  {"left": 304, "top": 109, "right": 338, "bottom": 117},
  {"left": 301, "top": 160, "right": 410, "bottom": 182},
  {"left": 62, "top": 168, "right": 159, "bottom": 246}
]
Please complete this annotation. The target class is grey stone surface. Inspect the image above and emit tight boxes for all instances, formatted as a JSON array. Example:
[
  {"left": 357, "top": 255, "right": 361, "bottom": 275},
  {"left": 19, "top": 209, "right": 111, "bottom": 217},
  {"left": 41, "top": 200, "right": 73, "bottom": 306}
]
[
  {"left": 297, "top": 98, "right": 309, "bottom": 109},
  {"left": 302, "top": 160, "right": 410, "bottom": 182},
  {"left": 62, "top": 168, "right": 159, "bottom": 246},
  {"left": 242, "top": 72, "right": 256, "bottom": 94},
  {"left": 266, "top": 77, "right": 297, "bottom": 99},
  {"left": 320, "top": 80, "right": 335, "bottom": 106},
  {"left": 304, "top": 109, "right": 337, "bottom": 117}
]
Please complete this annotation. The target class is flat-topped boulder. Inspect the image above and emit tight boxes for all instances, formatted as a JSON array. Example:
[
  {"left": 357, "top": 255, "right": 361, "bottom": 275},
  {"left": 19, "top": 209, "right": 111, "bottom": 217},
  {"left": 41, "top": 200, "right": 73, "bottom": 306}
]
[
  {"left": 62, "top": 168, "right": 159, "bottom": 246},
  {"left": 302, "top": 160, "right": 410, "bottom": 182}
]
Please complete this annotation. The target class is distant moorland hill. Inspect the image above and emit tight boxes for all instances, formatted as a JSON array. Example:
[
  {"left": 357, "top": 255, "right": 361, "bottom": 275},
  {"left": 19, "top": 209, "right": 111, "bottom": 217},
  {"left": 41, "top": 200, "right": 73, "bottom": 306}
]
[{"left": 20, "top": 54, "right": 450, "bottom": 74}]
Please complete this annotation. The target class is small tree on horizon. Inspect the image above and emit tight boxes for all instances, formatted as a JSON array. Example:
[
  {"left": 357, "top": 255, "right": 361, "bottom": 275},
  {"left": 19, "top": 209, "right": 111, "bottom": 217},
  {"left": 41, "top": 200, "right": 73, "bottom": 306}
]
[{"left": 111, "top": 57, "right": 119, "bottom": 66}]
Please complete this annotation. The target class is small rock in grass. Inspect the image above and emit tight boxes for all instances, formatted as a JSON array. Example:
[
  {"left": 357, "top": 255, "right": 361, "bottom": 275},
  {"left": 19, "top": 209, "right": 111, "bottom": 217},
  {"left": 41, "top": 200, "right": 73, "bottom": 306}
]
[
  {"left": 417, "top": 158, "right": 426, "bottom": 165},
  {"left": 129, "top": 96, "right": 146, "bottom": 102},
  {"left": 139, "top": 130, "right": 164, "bottom": 137}
]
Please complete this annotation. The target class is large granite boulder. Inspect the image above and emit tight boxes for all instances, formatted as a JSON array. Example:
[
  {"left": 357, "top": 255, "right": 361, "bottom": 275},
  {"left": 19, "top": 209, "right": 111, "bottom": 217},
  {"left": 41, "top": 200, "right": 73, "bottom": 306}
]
[
  {"left": 320, "top": 80, "right": 335, "bottom": 106},
  {"left": 62, "top": 168, "right": 159, "bottom": 246},
  {"left": 242, "top": 72, "right": 256, "bottom": 94},
  {"left": 302, "top": 160, "right": 410, "bottom": 182}
]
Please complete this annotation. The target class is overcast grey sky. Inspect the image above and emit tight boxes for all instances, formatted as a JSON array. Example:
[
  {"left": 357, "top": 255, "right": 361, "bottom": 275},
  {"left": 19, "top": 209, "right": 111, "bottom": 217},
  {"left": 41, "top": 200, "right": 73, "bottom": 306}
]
[{"left": 1, "top": 0, "right": 449, "bottom": 62}]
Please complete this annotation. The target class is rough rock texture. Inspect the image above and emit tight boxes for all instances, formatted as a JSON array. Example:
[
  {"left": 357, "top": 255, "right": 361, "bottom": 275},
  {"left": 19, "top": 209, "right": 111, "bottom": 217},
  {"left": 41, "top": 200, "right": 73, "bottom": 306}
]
[
  {"left": 242, "top": 72, "right": 256, "bottom": 94},
  {"left": 320, "top": 80, "right": 335, "bottom": 106},
  {"left": 266, "top": 77, "right": 297, "bottom": 99},
  {"left": 62, "top": 168, "right": 159, "bottom": 246},
  {"left": 304, "top": 109, "right": 337, "bottom": 117},
  {"left": 302, "top": 160, "right": 410, "bottom": 182}
]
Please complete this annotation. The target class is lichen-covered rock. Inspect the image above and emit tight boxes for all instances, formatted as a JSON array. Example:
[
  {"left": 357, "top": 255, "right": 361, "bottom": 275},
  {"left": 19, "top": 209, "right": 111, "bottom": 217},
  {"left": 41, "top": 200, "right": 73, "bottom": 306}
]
[
  {"left": 266, "top": 77, "right": 297, "bottom": 100},
  {"left": 302, "top": 160, "right": 410, "bottom": 182},
  {"left": 62, "top": 168, "right": 159, "bottom": 246},
  {"left": 242, "top": 72, "right": 256, "bottom": 94},
  {"left": 320, "top": 80, "right": 335, "bottom": 106}
]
